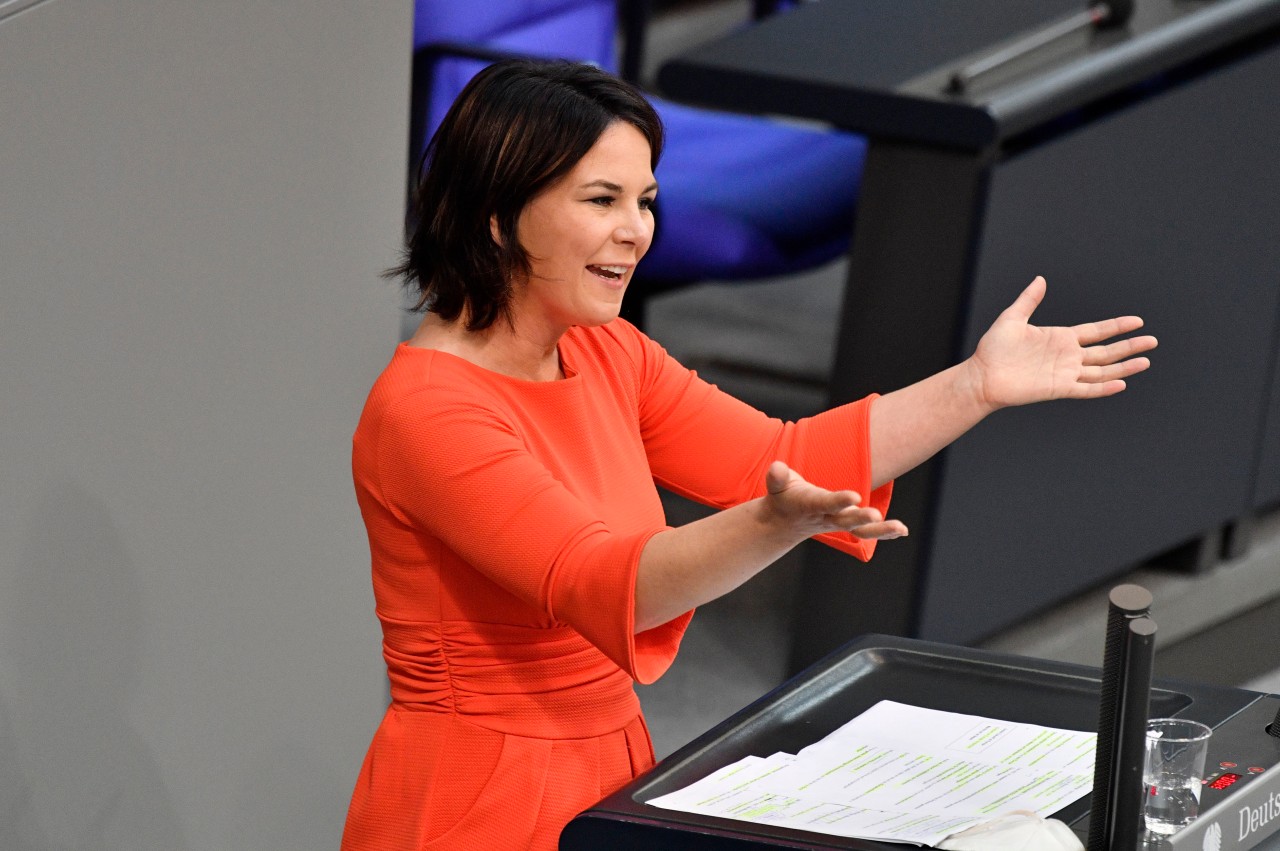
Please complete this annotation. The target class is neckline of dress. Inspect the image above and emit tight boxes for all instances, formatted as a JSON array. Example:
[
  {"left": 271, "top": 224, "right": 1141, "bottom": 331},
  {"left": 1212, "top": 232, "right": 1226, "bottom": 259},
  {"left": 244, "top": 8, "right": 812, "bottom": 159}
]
[{"left": 397, "top": 337, "right": 580, "bottom": 384}]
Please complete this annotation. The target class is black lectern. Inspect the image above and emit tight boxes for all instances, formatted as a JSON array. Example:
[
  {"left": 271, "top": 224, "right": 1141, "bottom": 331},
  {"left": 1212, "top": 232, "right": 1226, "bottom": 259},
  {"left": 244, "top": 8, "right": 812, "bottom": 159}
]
[
  {"left": 561, "top": 636, "right": 1280, "bottom": 850},
  {"left": 658, "top": 0, "right": 1280, "bottom": 666}
]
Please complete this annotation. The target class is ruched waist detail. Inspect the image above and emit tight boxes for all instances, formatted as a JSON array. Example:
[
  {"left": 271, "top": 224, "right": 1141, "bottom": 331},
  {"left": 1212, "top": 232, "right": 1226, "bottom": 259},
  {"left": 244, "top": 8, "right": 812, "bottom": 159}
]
[{"left": 380, "top": 617, "right": 642, "bottom": 739}]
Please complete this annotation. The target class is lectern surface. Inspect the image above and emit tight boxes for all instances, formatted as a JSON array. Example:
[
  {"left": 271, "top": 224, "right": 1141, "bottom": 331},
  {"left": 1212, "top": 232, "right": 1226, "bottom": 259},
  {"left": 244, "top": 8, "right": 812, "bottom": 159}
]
[{"left": 562, "top": 636, "right": 1275, "bottom": 850}]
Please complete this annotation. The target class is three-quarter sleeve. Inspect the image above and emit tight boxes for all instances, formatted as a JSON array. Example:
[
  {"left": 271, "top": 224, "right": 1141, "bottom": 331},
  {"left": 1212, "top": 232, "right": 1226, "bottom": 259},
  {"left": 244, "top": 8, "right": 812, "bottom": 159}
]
[{"left": 621, "top": 325, "right": 893, "bottom": 561}]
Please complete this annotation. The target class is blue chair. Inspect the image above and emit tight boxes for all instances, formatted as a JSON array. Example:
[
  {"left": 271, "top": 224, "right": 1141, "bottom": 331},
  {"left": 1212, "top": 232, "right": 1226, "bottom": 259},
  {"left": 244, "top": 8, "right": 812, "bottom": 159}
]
[{"left": 408, "top": 0, "right": 867, "bottom": 329}]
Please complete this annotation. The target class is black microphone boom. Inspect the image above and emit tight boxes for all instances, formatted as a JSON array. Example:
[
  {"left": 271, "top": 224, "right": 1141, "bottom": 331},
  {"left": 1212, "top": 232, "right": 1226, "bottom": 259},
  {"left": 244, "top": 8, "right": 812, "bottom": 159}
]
[{"left": 948, "top": 1, "right": 1136, "bottom": 94}]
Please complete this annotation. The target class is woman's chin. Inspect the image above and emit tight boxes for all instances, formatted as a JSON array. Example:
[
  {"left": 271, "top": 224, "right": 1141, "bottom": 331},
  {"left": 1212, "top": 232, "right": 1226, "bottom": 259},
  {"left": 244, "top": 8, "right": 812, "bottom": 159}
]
[{"left": 586, "top": 293, "right": 627, "bottom": 326}]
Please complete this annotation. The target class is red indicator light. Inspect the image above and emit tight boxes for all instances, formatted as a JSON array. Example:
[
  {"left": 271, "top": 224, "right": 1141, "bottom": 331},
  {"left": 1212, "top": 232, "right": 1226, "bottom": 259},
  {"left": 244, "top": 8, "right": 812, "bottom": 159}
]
[{"left": 1209, "top": 773, "right": 1241, "bottom": 790}]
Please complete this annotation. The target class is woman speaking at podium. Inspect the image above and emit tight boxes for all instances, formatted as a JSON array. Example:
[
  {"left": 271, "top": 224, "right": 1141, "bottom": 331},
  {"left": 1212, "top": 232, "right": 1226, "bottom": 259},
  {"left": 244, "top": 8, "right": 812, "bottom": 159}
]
[{"left": 339, "top": 59, "right": 1156, "bottom": 851}]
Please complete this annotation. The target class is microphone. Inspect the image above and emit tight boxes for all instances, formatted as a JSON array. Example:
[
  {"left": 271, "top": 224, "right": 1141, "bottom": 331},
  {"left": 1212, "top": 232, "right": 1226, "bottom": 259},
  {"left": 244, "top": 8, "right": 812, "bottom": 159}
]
[
  {"left": 1086, "top": 584, "right": 1155, "bottom": 851},
  {"left": 947, "top": 1, "right": 1136, "bottom": 95}
]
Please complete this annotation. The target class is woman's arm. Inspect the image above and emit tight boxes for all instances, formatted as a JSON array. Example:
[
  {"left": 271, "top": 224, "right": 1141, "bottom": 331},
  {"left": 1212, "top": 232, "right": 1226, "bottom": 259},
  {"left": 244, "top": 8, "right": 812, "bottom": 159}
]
[
  {"left": 634, "top": 276, "right": 1157, "bottom": 633},
  {"left": 868, "top": 276, "right": 1157, "bottom": 487}
]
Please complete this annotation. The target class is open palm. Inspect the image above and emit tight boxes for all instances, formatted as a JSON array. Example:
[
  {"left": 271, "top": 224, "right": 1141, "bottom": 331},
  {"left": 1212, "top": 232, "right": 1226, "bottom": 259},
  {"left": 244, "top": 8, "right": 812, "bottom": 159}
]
[
  {"left": 971, "top": 276, "right": 1158, "bottom": 410},
  {"left": 762, "top": 462, "right": 906, "bottom": 540}
]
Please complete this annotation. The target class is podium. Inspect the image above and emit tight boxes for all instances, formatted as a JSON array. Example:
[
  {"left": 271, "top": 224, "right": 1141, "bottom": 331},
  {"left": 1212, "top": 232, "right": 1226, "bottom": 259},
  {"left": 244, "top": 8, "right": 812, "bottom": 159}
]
[
  {"left": 657, "top": 0, "right": 1280, "bottom": 667},
  {"left": 561, "top": 636, "right": 1280, "bottom": 850}
]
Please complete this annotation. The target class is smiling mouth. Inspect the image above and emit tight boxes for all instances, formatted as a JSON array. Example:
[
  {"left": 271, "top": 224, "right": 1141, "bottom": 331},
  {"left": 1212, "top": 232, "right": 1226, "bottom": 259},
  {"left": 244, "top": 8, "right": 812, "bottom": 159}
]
[{"left": 587, "top": 264, "right": 628, "bottom": 281}]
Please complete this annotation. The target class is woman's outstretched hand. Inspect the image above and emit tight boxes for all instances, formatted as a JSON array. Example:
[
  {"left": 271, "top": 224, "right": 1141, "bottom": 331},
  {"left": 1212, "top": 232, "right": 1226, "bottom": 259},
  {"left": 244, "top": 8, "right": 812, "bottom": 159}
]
[
  {"left": 967, "top": 276, "right": 1158, "bottom": 411},
  {"left": 762, "top": 461, "right": 907, "bottom": 541}
]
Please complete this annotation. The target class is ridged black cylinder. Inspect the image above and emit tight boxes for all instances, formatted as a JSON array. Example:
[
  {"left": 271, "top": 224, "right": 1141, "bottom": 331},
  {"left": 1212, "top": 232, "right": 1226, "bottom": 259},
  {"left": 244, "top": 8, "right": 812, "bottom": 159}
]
[
  {"left": 1108, "top": 616, "right": 1157, "bottom": 851},
  {"left": 1087, "top": 584, "right": 1154, "bottom": 851}
]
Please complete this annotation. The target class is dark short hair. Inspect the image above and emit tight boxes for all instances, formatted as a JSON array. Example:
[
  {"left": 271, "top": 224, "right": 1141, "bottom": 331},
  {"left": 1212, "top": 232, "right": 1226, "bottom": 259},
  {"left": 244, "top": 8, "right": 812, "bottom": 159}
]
[{"left": 388, "top": 59, "right": 665, "bottom": 331}]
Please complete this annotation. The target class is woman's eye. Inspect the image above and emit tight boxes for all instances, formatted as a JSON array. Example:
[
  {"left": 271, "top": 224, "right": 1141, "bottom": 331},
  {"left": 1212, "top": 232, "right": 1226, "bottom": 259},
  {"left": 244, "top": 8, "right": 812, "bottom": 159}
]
[
  {"left": 639, "top": 197, "right": 655, "bottom": 211},
  {"left": 589, "top": 196, "right": 614, "bottom": 207}
]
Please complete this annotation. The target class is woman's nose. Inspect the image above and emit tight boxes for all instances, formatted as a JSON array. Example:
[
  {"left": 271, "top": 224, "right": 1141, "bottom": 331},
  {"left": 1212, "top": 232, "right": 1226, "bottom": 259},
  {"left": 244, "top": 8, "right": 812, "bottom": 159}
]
[{"left": 614, "top": 208, "right": 652, "bottom": 245}]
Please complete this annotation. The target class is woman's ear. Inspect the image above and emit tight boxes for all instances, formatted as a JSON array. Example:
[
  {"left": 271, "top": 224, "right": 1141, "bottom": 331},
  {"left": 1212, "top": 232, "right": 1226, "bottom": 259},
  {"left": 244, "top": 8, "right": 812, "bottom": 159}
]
[{"left": 489, "top": 215, "right": 502, "bottom": 246}]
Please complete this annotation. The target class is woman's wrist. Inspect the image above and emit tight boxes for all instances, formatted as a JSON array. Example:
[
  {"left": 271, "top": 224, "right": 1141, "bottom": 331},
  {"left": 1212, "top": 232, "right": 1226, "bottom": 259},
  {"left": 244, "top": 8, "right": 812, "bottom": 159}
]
[
  {"left": 751, "top": 495, "right": 810, "bottom": 550},
  {"left": 957, "top": 356, "right": 1003, "bottom": 418}
]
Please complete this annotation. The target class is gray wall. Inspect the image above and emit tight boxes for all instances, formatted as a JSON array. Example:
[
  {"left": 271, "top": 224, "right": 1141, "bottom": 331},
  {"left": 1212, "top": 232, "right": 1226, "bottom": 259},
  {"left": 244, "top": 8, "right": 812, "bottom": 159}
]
[{"left": 0, "top": 1, "right": 411, "bottom": 847}]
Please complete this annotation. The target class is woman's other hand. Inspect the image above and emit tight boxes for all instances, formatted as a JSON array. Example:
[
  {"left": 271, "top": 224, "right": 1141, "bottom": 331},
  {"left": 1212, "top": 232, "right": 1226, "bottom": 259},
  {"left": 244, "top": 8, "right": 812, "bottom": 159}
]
[
  {"left": 761, "top": 462, "right": 906, "bottom": 541},
  {"left": 967, "top": 276, "right": 1158, "bottom": 411},
  {"left": 635, "top": 462, "right": 904, "bottom": 632}
]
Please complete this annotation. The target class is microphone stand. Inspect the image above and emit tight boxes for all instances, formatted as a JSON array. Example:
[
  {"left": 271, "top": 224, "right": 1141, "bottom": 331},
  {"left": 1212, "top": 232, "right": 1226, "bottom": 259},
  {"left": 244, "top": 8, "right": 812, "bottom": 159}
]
[{"left": 947, "top": 0, "right": 1135, "bottom": 94}]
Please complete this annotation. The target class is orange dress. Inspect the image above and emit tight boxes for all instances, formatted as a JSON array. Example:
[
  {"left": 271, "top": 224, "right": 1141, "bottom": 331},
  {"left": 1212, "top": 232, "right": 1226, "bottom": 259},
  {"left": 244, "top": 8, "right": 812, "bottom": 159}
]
[{"left": 340, "top": 319, "right": 891, "bottom": 851}]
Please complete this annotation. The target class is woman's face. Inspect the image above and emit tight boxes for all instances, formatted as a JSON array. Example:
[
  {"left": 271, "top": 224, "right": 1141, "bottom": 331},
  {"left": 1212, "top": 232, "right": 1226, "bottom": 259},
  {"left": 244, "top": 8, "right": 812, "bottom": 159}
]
[{"left": 511, "top": 121, "right": 657, "bottom": 334}]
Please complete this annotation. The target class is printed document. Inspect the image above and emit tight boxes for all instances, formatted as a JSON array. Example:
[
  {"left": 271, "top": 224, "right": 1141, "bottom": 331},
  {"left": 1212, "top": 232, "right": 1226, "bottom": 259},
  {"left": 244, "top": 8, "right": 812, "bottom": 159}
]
[{"left": 646, "top": 700, "right": 1096, "bottom": 846}]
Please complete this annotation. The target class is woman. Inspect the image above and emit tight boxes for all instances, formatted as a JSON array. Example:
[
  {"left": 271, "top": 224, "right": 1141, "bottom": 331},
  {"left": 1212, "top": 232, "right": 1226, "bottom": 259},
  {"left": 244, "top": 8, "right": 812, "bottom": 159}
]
[{"left": 341, "top": 60, "right": 1155, "bottom": 850}]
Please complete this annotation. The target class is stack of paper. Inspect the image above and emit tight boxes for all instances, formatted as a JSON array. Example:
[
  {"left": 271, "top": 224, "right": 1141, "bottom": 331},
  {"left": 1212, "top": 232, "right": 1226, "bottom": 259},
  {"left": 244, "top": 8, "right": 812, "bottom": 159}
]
[{"left": 647, "top": 700, "right": 1096, "bottom": 846}]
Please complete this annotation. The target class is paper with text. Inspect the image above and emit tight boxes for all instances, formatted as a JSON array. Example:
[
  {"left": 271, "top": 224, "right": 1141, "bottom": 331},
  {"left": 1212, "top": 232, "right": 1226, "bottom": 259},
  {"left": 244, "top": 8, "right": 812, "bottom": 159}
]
[{"left": 646, "top": 700, "right": 1096, "bottom": 846}]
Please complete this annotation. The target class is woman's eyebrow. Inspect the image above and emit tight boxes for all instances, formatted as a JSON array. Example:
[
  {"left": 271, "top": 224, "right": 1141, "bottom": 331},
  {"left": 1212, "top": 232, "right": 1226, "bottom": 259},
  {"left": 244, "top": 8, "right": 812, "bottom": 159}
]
[{"left": 580, "top": 179, "right": 659, "bottom": 194}]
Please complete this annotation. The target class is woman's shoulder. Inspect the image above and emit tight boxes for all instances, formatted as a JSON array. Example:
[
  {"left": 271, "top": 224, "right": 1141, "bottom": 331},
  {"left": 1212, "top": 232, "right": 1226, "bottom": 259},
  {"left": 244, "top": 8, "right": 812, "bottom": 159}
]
[
  {"left": 358, "top": 344, "right": 501, "bottom": 427},
  {"left": 372, "top": 341, "right": 474, "bottom": 391}
]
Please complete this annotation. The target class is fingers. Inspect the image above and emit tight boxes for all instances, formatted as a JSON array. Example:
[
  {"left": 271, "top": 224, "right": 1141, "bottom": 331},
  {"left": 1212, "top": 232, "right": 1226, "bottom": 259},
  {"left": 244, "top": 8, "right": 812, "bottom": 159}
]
[
  {"left": 825, "top": 503, "right": 908, "bottom": 539},
  {"left": 762, "top": 461, "right": 905, "bottom": 537},
  {"left": 766, "top": 461, "right": 862, "bottom": 509},
  {"left": 765, "top": 462, "right": 859, "bottom": 505},
  {"left": 1005, "top": 280, "right": 1155, "bottom": 359},
  {"left": 1061, "top": 354, "right": 1150, "bottom": 399},
  {"left": 1085, "top": 355, "right": 1152, "bottom": 380},
  {"left": 811, "top": 488, "right": 864, "bottom": 515},
  {"left": 1074, "top": 314, "right": 1148, "bottom": 346},
  {"left": 999, "top": 276, "right": 1047, "bottom": 323},
  {"left": 848, "top": 517, "right": 910, "bottom": 540},
  {"left": 1066, "top": 378, "right": 1129, "bottom": 399},
  {"left": 1075, "top": 358, "right": 1149, "bottom": 390},
  {"left": 1081, "top": 334, "right": 1159, "bottom": 366},
  {"left": 764, "top": 461, "right": 792, "bottom": 495},
  {"left": 1072, "top": 320, "right": 1157, "bottom": 402},
  {"left": 826, "top": 507, "right": 909, "bottom": 540}
]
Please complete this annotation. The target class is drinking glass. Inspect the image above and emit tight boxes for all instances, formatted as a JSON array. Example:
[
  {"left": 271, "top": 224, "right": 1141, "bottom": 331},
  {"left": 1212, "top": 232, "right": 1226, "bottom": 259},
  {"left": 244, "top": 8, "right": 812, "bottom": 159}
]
[{"left": 1143, "top": 717, "right": 1213, "bottom": 835}]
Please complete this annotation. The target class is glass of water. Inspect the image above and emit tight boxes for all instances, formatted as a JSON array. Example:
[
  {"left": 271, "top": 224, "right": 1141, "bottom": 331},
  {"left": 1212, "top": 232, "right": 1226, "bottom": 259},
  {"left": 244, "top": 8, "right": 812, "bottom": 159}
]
[{"left": 1144, "top": 717, "right": 1213, "bottom": 835}]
